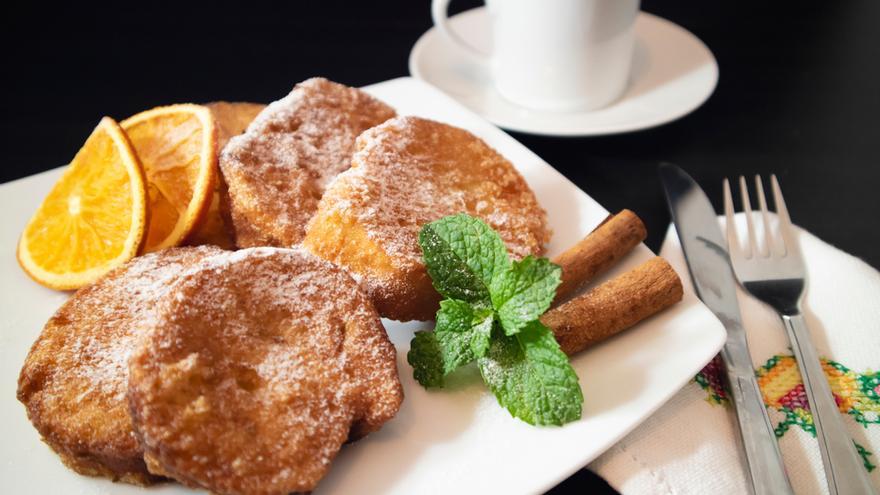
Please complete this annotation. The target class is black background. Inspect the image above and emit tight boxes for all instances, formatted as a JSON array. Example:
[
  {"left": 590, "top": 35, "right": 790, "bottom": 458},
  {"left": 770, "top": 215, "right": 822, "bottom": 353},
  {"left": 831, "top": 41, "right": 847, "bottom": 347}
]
[{"left": 4, "top": 1, "right": 879, "bottom": 492}]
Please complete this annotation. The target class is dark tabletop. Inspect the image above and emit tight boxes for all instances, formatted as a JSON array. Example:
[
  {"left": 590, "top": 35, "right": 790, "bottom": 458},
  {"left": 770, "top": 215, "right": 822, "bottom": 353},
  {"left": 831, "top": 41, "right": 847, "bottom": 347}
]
[{"left": 4, "top": 1, "right": 879, "bottom": 493}]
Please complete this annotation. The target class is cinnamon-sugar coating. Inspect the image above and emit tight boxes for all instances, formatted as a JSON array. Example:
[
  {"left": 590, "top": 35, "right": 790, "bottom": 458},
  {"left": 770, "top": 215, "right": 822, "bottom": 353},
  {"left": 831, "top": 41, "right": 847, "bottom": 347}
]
[
  {"left": 218, "top": 78, "right": 395, "bottom": 248},
  {"left": 16, "top": 246, "right": 223, "bottom": 485},
  {"left": 127, "top": 247, "right": 403, "bottom": 495},
  {"left": 303, "top": 116, "right": 550, "bottom": 321}
]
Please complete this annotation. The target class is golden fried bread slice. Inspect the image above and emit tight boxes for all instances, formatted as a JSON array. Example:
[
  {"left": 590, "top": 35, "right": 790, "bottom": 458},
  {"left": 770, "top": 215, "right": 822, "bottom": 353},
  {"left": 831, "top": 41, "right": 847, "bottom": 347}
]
[
  {"left": 218, "top": 78, "right": 396, "bottom": 248},
  {"left": 186, "top": 102, "right": 266, "bottom": 249},
  {"left": 16, "top": 246, "right": 224, "bottom": 485},
  {"left": 127, "top": 247, "right": 403, "bottom": 494},
  {"left": 302, "top": 116, "right": 550, "bottom": 321}
]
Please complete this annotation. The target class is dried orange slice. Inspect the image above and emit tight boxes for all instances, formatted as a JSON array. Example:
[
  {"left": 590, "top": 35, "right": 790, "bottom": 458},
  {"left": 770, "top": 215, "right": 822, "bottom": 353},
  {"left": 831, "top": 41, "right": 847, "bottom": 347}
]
[
  {"left": 121, "top": 104, "right": 217, "bottom": 252},
  {"left": 17, "top": 117, "right": 148, "bottom": 290},
  {"left": 185, "top": 101, "right": 264, "bottom": 248}
]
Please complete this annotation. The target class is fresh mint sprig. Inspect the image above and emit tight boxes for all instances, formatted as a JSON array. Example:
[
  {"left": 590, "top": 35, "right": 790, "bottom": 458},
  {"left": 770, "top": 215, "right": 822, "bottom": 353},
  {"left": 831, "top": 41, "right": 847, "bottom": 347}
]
[{"left": 407, "top": 214, "right": 583, "bottom": 426}]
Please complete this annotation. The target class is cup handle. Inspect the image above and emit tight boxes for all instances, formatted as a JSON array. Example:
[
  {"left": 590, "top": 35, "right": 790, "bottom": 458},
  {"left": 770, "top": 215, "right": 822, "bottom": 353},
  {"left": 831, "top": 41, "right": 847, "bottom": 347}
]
[{"left": 431, "top": 0, "right": 490, "bottom": 61}]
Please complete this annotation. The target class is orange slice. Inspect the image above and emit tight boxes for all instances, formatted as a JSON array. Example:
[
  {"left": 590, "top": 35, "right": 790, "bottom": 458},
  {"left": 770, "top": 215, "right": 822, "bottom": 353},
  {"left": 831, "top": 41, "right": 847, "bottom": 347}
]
[
  {"left": 17, "top": 117, "right": 148, "bottom": 290},
  {"left": 185, "top": 101, "right": 265, "bottom": 248},
  {"left": 121, "top": 104, "right": 217, "bottom": 252}
]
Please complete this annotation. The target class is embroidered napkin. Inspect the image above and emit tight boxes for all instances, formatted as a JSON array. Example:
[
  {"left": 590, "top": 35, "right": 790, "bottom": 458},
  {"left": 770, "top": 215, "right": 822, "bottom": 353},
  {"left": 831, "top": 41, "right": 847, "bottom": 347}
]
[{"left": 589, "top": 218, "right": 880, "bottom": 494}]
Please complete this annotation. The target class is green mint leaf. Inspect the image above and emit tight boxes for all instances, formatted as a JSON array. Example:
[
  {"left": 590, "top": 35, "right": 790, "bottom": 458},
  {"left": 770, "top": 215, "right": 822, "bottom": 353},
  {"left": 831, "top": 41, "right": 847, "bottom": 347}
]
[
  {"left": 434, "top": 300, "right": 480, "bottom": 375},
  {"left": 416, "top": 214, "right": 577, "bottom": 427},
  {"left": 409, "top": 299, "right": 483, "bottom": 387},
  {"left": 407, "top": 327, "right": 474, "bottom": 388},
  {"left": 436, "top": 326, "right": 477, "bottom": 375},
  {"left": 435, "top": 299, "right": 476, "bottom": 334},
  {"left": 477, "top": 321, "right": 583, "bottom": 426},
  {"left": 407, "top": 331, "right": 445, "bottom": 388},
  {"left": 491, "top": 256, "right": 562, "bottom": 335},
  {"left": 419, "top": 214, "right": 510, "bottom": 304},
  {"left": 469, "top": 314, "right": 494, "bottom": 358}
]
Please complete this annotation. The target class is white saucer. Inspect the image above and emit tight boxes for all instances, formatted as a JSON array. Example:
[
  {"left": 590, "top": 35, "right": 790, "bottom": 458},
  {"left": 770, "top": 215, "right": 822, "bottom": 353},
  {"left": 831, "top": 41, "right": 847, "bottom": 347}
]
[{"left": 409, "top": 8, "right": 719, "bottom": 136}]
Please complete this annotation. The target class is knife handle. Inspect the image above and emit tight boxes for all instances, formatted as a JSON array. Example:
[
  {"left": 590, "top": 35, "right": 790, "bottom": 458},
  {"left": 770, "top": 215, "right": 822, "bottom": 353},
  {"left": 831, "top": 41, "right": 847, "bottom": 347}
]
[{"left": 721, "top": 341, "right": 794, "bottom": 495}]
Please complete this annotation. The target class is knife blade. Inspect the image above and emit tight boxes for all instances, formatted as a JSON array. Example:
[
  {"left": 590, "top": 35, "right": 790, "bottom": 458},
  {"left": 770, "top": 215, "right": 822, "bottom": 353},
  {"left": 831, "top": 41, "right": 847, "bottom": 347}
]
[{"left": 659, "top": 163, "right": 793, "bottom": 495}]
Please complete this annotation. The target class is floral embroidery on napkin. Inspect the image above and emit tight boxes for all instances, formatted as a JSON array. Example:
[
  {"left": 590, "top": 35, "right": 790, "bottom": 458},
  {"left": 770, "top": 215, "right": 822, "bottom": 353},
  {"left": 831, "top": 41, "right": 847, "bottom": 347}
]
[
  {"left": 694, "top": 354, "right": 880, "bottom": 471},
  {"left": 694, "top": 356, "right": 727, "bottom": 405}
]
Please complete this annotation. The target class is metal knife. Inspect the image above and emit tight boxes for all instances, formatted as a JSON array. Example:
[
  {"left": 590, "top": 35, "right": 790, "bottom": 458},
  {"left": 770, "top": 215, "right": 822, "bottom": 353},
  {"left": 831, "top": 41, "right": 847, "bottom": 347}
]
[{"left": 659, "top": 163, "right": 794, "bottom": 495}]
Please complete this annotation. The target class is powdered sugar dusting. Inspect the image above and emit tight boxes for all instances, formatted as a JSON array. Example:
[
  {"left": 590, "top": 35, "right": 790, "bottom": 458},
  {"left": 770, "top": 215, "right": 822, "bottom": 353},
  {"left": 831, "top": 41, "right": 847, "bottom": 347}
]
[
  {"left": 17, "top": 246, "right": 225, "bottom": 470},
  {"left": 304, "top": 116, "right": 549, "bottom": 320},
  {"left": 128, "top": 247, "right": 402, "bottom": 493},
  {"left": 60, "top": 247, "right": 223, "bottom": 402},
  {"left": 218, "top": 78, "right": 396, "bottom": 248},
  {"left": 347, "top": 116, "right": 548, "bottom": 263}
]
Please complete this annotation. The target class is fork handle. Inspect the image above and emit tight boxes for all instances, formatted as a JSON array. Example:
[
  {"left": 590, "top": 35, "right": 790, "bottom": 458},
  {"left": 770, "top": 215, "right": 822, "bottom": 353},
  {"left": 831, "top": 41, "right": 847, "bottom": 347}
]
[{"left": 783, "top": 313, "right": 878, "bottom": 495}]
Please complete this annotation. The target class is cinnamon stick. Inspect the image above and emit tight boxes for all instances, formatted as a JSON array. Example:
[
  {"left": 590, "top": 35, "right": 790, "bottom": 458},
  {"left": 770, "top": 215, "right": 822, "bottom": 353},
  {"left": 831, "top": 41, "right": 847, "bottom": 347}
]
[
  {"left": 552, "top": 209, "right": 646, "bottom": 305},
  {"left": 541, "top": 256, "right": 683, "bottom": 356}
]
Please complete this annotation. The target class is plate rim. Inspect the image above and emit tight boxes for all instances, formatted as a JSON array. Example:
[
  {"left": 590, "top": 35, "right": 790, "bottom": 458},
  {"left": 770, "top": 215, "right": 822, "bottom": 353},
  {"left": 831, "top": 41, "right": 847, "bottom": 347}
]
[{"left": 0, "top": 77, "right": 726, "bottom": 494}]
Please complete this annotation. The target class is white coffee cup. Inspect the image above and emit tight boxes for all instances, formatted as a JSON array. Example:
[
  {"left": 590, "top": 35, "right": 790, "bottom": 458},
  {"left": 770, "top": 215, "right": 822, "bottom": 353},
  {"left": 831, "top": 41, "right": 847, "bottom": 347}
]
[{"left": 431, "top": 0, "right": 640, "bottom": 112}]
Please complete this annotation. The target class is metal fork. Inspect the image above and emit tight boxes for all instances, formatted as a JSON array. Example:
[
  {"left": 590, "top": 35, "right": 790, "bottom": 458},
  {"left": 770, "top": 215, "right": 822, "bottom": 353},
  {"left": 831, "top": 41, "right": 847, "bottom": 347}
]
[{"left": 723, "top": 175, "right": 877, "bottom": 495}]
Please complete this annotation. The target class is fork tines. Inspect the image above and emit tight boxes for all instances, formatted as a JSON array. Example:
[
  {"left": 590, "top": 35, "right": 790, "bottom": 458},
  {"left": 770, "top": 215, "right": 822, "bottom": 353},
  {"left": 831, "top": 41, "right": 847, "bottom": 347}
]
[{"left": 723, "top": 175, "right": 800, "bottom": 260}]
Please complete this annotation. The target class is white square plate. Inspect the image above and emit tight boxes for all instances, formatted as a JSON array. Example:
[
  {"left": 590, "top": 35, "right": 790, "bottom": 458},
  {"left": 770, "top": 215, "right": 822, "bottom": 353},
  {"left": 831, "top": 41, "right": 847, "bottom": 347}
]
[{"left": 0, "top": 77, "right": 725, "bottom": 494}]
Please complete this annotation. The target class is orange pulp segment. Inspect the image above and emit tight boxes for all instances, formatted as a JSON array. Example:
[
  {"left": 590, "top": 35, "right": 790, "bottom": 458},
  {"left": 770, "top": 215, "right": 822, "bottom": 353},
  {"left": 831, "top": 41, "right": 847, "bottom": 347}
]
[{"left": 17, "top": 117, "right": 148, "bottom": 290}]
